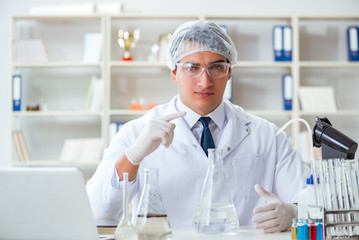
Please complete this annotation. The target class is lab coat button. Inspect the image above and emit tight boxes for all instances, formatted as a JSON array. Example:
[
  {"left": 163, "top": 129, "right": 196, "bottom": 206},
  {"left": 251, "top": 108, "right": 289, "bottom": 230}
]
[
  {"left": 246, "top": 128, "right": 249, "bottom": 133},
  {"left": 227, "top": 147, "right": 231, "bottom": 151},
  {"left": 193, "top": 144, "right": 197, "bottom": 148}
]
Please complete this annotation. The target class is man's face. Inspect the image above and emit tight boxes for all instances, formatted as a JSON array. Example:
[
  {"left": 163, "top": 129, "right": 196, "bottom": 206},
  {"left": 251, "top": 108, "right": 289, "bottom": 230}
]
[{"left": 171, "top": 51, "right": 231, "bottom": 116}]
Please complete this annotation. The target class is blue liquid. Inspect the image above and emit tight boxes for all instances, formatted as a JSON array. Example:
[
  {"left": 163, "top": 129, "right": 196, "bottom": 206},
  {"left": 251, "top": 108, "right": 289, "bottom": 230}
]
[
  {"left": 298, "top": 222, "right": 308, "bottom": 240},
  {"left": 316, "top": 223, "right": 323, "bottom": 240}
]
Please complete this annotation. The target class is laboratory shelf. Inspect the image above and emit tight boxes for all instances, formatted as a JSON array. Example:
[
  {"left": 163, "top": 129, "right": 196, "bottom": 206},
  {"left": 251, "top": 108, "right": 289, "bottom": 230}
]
[
  {"left": 12, "top": 14, "right": 103, "bottom": 21},
  {"left": 13, "top": 160, "right": 99, "bottom": 167},
  {"left": 299, "top": 62, "right": 359, "bottom": 68},
  {"left": 109, "top": 14, "right": 199, "bottom": 20},
  {"left": 247, "top": 110, "right": 294, "bottom": 117},
  {"left": 109, "top": 61, "right": 168, "bottom": 68},
  {"left": 109, "top": 109, "right": 147, "bottom": 116},
  {"left": 14, "top": 62, "right": 103, "bottom": 68},
  {"left": 10, "top": 13, "right": 359, "bottom": 168},
  {"left": 234, "top": 61, "right": 293, "bottom": 68},
  {"left": 300, "top": 110, "right": 359, "bottom": 117},
  {"left": 11, "top": 111, "right": 103, "bottom": 117}
]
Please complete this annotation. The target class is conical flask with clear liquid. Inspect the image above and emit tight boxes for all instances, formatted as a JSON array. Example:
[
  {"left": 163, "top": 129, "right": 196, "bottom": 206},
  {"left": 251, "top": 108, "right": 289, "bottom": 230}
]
[
  {"left": 134, "top": 168, "right": 172, "bottom": 240},
  {"left": 114, "top": 172, "right": 137, "bottom": 240},
  {"left": 193, "top": 148, "right": 239, "bottom": 234}
]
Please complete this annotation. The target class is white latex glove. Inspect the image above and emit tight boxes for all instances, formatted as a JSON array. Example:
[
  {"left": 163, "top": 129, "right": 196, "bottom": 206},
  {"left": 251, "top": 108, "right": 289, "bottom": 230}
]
[
  {"left": 252, "top": 184, "right": 297, "bottom": 233},
  {"left": 125, "top": 111, "right": 186, "bottom": 165}
]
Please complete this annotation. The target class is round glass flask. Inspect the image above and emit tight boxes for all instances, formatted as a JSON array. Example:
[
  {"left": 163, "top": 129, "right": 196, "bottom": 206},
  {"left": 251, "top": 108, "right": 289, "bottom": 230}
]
[
  {"left": 193, "top": 148, "right": 239, "bottom": 233},
  {"left": 134, "top": 168, "right": 172, "bottom": 240}
]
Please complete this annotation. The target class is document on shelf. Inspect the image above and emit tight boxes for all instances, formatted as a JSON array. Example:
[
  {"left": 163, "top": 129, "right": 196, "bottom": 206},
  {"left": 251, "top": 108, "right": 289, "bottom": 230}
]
[
  {"left": 84, "top": 76, "right": 104, "bottom": 111},
  {"left": 59, "top": 138, "right": 104, "bottom": 164},
  {"left": 12, "top": 131, "right": 30, "bottom": 162}
]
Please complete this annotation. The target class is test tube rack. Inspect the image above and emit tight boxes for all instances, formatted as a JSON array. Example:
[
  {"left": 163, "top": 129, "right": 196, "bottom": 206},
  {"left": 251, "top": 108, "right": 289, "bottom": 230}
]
[{"left": 323, "top": 209, "right": 359, "bottom": 240}]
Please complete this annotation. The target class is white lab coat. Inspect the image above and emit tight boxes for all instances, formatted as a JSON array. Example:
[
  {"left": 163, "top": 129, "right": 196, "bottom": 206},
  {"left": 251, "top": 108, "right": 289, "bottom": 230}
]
[{"left": 86, "top": 95, "right": 310, "bottom": 227}]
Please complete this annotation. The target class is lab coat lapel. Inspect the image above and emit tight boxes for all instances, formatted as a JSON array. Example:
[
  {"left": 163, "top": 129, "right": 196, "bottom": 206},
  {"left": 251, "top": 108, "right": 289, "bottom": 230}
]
[
  {"left": 166, "top": 99, "right": 202, "bottom": 149},
  {"left": 163, "top": 97, "right": 252, "bottom": 154},
  {"left": 218, "top": 102, "right": 251, "bottom": 159}
]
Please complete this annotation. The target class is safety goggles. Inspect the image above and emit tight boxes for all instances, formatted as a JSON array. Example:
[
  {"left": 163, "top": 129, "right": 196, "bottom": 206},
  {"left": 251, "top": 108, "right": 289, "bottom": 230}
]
[{"left": 175, "top": 62, "right": 230, "bottom": 79}]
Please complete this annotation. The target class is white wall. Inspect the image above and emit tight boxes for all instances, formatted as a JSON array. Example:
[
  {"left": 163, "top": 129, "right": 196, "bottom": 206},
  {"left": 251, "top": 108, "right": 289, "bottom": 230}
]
[{"left": 1, "top": 0, "right": 359, "bottom": 166}]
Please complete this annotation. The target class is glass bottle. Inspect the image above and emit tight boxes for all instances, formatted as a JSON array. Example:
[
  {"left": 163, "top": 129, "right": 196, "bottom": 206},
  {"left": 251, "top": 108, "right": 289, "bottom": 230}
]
[
  {"left": 114, "top": 172, "right": 137, "bottom": 240},
  {"left": 134, "top": 168, "right": 172, "bottom": 240},
  {"left": 193, "top": 148, "right": 239, "bottom": 234},
  {"left": 297, "top": 218, "right": 308, "bottom": 240},
  {"left": 291, "top": 218, "right": 298, "bottom": 240},
  {"left": 316, "top": 219, "right": 323, "bottom": 240}
]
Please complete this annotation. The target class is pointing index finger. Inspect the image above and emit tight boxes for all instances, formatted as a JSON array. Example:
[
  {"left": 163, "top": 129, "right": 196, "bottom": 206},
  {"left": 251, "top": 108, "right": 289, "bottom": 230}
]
[{"left": 160, "top": 111, "right": 186, "bottom": 122}]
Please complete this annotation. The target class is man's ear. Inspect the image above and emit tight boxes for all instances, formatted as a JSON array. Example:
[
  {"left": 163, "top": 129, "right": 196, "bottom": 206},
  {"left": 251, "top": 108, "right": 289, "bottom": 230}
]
[
  {"left": 227, "top": 67, "right": 232, "bottom": 82},
  {"left": 171, "top": 69, "right": 177, "bottom": 83}
]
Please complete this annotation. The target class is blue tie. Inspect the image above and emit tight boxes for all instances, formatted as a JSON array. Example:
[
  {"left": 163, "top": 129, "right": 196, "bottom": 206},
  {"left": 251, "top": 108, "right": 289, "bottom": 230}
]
[{"left": 199, "top": 117, "right": 215, "bottom": 156}]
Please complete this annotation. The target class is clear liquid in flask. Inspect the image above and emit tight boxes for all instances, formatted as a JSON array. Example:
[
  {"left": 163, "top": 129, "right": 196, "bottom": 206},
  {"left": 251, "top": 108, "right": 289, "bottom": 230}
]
[
  {"left": 193, "top": 149, "right": 239, "bottom": 234},
  {"left": 194, "top": 203, "right": 239, "bottom": 234}
]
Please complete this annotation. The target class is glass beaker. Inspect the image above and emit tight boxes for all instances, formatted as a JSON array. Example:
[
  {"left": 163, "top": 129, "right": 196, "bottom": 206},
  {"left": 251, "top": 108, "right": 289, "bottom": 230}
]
[
  {"left": 134, "top": 168, "right": 172, "bottom": 240},
  {"left": 114, "top": 172, "right": 137, "bottom": 240},
  {"left": 193, "top": 148, "right": 239, "bottom": 234}
]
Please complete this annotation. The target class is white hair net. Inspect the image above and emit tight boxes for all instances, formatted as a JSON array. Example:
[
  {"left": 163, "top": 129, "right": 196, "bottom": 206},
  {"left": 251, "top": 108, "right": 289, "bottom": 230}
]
[{"left": 166, "top": 20, "right": 238, "bottom": 70}]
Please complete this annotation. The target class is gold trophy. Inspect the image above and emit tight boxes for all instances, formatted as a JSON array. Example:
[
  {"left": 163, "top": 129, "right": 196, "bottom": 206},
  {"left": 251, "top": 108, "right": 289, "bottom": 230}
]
[{"left": 118, "top": 29, "right": 140, "bottom": 61}]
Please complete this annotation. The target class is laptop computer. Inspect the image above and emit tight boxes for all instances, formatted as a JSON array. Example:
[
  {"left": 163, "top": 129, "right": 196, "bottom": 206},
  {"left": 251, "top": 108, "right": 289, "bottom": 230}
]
[{"left": 0, "top": 167, "right": 116, "bottom": 240}]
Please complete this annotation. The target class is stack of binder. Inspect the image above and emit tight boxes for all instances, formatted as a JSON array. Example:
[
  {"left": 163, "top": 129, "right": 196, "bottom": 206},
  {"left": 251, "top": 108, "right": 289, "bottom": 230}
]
[{"left": 273, "top": 25, "right": 292, "bottom": 61}]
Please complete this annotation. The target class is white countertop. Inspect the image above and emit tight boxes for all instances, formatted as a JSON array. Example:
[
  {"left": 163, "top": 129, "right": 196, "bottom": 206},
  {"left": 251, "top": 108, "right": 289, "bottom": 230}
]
[{"left": 172, "top": 226, "right": 291, "bottom": 240}]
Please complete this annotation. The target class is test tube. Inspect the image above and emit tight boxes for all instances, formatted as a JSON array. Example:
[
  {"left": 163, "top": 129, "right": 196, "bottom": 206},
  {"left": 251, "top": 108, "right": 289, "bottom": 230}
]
[
  {"left": 297, "top": 219, "right": 308, "bottom": 240},
  {"left": 316, "top": 219, "right": 323, "bottom": 240},
  {"left": 320, "top": 159, "right": 336, "bottom": 238},
  {"left": 308, "top": 218, "right": 316, "bottom": 240},
  {"left": 332, "top": 159, "right": 344, "bottom": 238},
  {"left": 350, "top": 160, "right": 359, "bottom": 236},
  {"left": 292, "top": 218, "right": 298, "bottom": 240}
]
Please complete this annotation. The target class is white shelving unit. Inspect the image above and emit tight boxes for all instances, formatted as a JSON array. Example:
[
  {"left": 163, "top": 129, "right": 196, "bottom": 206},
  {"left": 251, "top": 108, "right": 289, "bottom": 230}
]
[
  {"left": 10, "top": 14, "right": 359, "bottom": 170},
  {"left": 10, "top": 15, "right": 106, "bottom": 173}
]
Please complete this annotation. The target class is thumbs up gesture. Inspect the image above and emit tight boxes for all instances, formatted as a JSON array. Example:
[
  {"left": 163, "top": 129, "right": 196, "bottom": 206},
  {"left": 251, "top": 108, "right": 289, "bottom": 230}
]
[{"left": 252, "top": 184, "right": 297, "bottom": 233}]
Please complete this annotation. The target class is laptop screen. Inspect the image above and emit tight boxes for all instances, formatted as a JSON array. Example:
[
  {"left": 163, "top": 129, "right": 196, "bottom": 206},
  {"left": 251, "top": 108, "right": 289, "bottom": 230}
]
[{"left": 0, "top": 167, "right": 100, "bottom": 240}]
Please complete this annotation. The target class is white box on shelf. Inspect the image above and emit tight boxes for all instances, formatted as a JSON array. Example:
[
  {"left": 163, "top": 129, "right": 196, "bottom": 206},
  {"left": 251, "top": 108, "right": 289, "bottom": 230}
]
[
  {"left": 15, "top": 39, "right": 49, "bottom": 62},
  {"left": 29, "top": 4, "right": 95, "bottom": 15},
  {"left": 82, "top": 33, "right": 102, "bottom": 63},
  {"left": 95, "top": 3, "right": 122, "bottom": 14},
  {"left": 299, "top": 86, "right": 337, "bottom": 112}
]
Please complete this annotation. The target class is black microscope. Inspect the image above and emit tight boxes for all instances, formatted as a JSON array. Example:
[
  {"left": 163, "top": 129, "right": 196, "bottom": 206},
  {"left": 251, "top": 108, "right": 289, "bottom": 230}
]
[{"left": 312, "top": 116, "right": 358, "bottom": 159}]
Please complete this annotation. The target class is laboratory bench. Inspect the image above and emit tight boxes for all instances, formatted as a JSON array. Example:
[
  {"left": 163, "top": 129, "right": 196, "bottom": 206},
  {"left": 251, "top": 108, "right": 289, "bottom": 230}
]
[
  {"left": 172, "top": 226, "right": 290, "bottom": 240},
  {"left": 98, "top": 226, "right": 291, "bottom": 240}
]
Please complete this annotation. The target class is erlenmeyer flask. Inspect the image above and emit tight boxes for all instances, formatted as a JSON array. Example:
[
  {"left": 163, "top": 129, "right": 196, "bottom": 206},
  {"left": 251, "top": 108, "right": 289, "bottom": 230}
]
[
  {"left": 134, "top": 168, "right": 172, "bottom": 240},
  {"left": 114, "top": 172, "right": 137, "bottom": 240},
  {"left": 193, "top": 148, "right": 239, "bottom": 233}
]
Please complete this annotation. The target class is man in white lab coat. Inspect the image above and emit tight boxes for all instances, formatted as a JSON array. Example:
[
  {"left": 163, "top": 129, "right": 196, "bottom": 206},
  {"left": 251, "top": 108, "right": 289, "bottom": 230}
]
[{"left": 86, "top": 20, "right": 310, "bottom": 233}]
